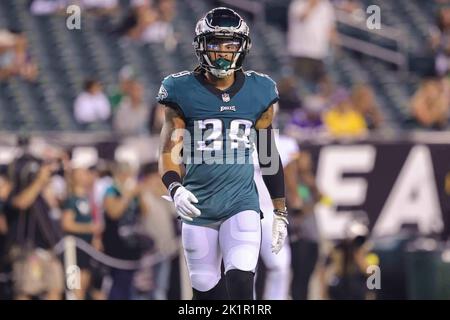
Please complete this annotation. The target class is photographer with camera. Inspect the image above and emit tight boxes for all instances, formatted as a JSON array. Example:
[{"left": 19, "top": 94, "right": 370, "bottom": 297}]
[
  {"left": 102, "top": 161, "right": 150, "bottom": 300},
  {"left": 4, "top": 140, "right": 64, "bottom": 300},
  {"left": 317, "top": 214, "right": 373, "bottom": 300}
]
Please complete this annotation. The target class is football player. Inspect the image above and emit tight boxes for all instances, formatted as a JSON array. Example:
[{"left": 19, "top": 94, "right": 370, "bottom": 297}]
[
  {"left": 158, "top": 7, "right": 288, "bottom": 300},
  {"left": 254, "top": 131, "right": 300, "bottom": 300}
]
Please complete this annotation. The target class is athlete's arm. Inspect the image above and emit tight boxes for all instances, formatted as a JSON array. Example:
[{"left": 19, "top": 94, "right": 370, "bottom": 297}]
[
  {"left": 255, "top": 105, "right": 286, "bottom": 212},
  {"left": 158, "top": 105, "right": 185, "bottom": 185},
  {"left": 158, "top": 104, "right": 201, "bottom": 221},
  {"left": 255, "top": 103, "right": 274, "bottom": 130},
  {"left": 256, "top": 104, "right": 288, "bottom": 254}
]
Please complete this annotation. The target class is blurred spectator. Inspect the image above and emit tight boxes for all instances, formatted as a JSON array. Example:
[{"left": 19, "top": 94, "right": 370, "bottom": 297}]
[
  {"left": 4, "top": 140, "right": 64, "bottom": 300},
  {"left": 351, "top": 83, "right": 383, "bottom": 130},
  {"left": 285, "top": 77, "right": 338, "bottom": 137},
  {"left": 140, "top": 162, "right": 177, "bottom": 300},
  {"left": 0, "top": 169, "right": 11, "bottom": 299},
  {"left": 92, "top": 159, "right": 113, "bottom": 224},
  {"left": 102, "top": 161, "right": 148, "bottom": 300},
  {"left": 287, "top": 0, "right": 337, "bottom": 84},
  {"left": 0, "top": 29, "right": 16, "bottom": 47},
  {"left": 115, "top": 9, "right": 141, "bottom": 41},
  {"left": 30, "top": 0, "right": 65, "bottom": 15},
  {"left": 141, "top": 0, "right": 177, "bottom": 49},
  {"left": 74, "top": 79, "right": 111, "bottom": 125},
  {"left": 0, "top": 29, "right": 18, "bottom": 80},
  {"left": 116, "top": 0, "right": 177, "bottom": 50},
  {"left": 108, "top": 65, "right": 137, "bottom": 113},
  {"left": 159, "top": 0, "right": 175, "bottom": 22},
  {"left": 149, "top": 103, "right": 165, "bottom": 134},
  {"left": 288, "top": 99, "right": 325, "bottom": 135},
  {"left": 113, "top": 71, "right": 150, "bottom": 137},
  {"left": 334, "top": 0, "right": 365, "bottom": 21},
  {"left": 131, "top": 0, "right": 150, "bottom": 6},
  {"left": 0, "top": 172, "right": 10, "bottom": 209},
  {"left": 430, "top": 6, "right": 450, "bottom": 76},
  {"left": 288, "top": 150, "right": 321, "bottom": 300},
  {"left": 323, "top": 88, "right": 368, "bottom": 137},
  {"left": 0, "top": 30, "right": 38, "bottom": 82},
  {"left": 86, "top": 161, "right": 109, "bottom": 300},
  {"left": 308, "top": 76, "right": 339, "bottom": 108},
  {"left": 62, "top": 163, "right": 101, "bottom": 300},
  {"left": 0, "top": 167, "right": 11, "bottom": 223},
  {"left": 81, "top": 0, "right": 119, "bottom": 16},
  {"left": 0, "top": 218, "right": 6, "bottom": 241},
  {"left": 317, "top": 216, "right": 373, "bottom": 300},
  {"left": 277, "top": 76, "right": 303, "bottom": 112},
  {"left": 410, "top": 77, "right": 450, "bottom": 129},
  {"left": 12, "top": 32, "right": 38, "bottom": 82}
]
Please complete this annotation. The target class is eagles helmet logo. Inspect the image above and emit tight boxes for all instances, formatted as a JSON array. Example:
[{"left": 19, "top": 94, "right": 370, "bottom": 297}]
[{"left": 157, "top": 84, "right": 168, "bottom": 101}]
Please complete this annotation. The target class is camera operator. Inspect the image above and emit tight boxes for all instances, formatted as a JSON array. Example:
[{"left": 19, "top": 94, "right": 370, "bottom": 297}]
[
  {"left": 4, "top": 138, "right": 64, "bottom": 300},
  {"left": 318, "top": 215, "right": 372, "bottom": 300}
]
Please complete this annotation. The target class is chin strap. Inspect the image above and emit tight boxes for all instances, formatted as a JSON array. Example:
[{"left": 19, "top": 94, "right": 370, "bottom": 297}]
[{"left": 210, "top": 68, "right": 233, "bottom": 78}]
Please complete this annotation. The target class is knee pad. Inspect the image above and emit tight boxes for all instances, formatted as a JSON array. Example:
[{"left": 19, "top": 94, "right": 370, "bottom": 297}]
[
  {"left": 225, "top": 269, "right": 254, "bottom": 300},
  {"left": 225, "top": 244, "right": 260, "bottom": 272},
  {"left": 190, "top": 269, "right": 221, "bottom": 292},
  {"left": 223, "top": 212, "right": 261, "bottom": 273}
]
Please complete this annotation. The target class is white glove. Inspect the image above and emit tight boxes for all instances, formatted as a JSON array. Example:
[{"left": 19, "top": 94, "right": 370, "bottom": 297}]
[
  {"left": 172, "top": 186, "right": 201, "bottom": 222},
  {"left": 272, "top": 214, "right": 288, "bottom": 254}
]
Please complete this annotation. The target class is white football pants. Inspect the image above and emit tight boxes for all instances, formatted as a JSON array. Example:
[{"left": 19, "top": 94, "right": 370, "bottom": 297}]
[{"left": 181, "top": 210, "right": 261, "bottom": 292}]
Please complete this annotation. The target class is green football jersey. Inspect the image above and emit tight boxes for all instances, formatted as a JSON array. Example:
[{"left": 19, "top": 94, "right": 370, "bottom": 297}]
[{"left": 157, "top": 69, "right": 279, "bottom": 225}]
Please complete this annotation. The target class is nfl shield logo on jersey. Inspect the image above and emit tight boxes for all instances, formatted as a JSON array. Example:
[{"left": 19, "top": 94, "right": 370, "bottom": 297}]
[{"left": 222, "top": 93, "right": 230, "bottom": 102}]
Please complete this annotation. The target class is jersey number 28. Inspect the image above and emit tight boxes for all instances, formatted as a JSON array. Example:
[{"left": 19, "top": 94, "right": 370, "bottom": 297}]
[{"left": 196, "top": 119, "right": 253, "bottom": 151}]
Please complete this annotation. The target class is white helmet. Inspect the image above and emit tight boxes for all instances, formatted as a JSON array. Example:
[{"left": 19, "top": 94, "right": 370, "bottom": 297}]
[{"left": 193, "top": 7, "right": 251, "bottom": 78}]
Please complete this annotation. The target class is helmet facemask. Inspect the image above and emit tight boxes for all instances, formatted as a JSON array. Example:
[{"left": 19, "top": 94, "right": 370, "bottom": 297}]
[{"left": 195, "top": 33, "right": 250, "bottom": 78}]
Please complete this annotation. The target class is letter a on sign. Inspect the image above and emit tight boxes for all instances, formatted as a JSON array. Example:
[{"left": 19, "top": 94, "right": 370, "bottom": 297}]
[{"left": 373, "top": 145, "right": 443, "bottom": 237}]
